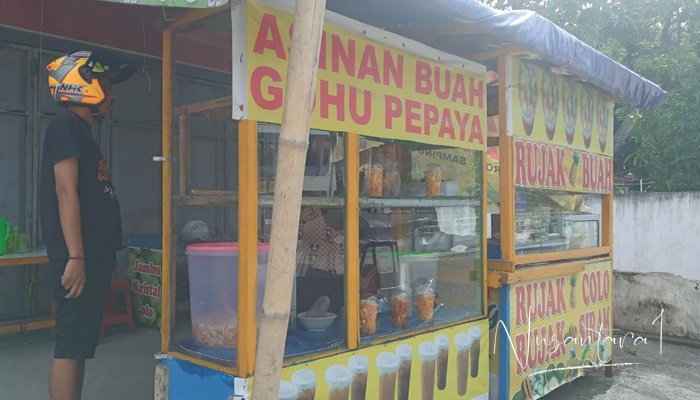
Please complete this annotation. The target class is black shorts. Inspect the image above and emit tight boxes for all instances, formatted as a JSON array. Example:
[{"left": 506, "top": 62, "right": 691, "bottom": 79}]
[{"left": 50, "top": 253, "right": 115, "bottom": 359}]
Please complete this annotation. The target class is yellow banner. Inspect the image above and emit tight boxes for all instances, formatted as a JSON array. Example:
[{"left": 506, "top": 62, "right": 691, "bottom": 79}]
[
  {"left": 246, "top": 1, "right": 487, "bottom": 151},
  {"left": 247, "top": 319, "right": 490, "bottom": 399},
  {"left": 511, "top": 58, "right": 613, "bottom": 157},
  {"left": 514, "top": 138, "right": 613, "bottom": 194},
  {"left": 505, "top": 261, "right": 613, "bottom": 400}
]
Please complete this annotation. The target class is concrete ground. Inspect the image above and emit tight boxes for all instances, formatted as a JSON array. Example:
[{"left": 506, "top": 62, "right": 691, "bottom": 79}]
[
  {"left": 1, "top": 327, "right": 699, "bottom": 399},
  {"left": 0, "top": 325, "right": 159, "bottom": 400},
  {"left": 552, "top": 335, "right": 700, "bottom": 400}
]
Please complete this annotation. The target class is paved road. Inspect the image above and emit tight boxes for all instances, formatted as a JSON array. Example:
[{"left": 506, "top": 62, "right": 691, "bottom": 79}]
[
  {"left": 553, "top": 336, "right": 700, "bottom": 400},
  {"left": 2, "top": 327, "right": 699, "bottom": 399}
]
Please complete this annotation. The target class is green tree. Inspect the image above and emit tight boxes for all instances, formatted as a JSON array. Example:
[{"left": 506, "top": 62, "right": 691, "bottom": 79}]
[{"left": 481, "top": 0, "right": 700, "bottom": 191}]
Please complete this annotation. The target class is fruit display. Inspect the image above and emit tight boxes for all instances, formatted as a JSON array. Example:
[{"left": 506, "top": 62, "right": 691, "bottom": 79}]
[
  {"left": 542, "top": 71, "right": 560, "bottom": 140},
  {"left": 562, "top": 79, "right": 578, "bottom": 144},
  {"left": 360, "top": 298, "right": 378, "bottom": 335},
  {"left": 518, "top": 60, "right": 539, "bottom": 136},
  {"left": 416, "top": 289, "right": 436, "bottom": 323},
  {"left": 581, "top": 86, "right": 596, "bottom": 148},
  {"left": 390, "top": 292, "right": 410, "bottom": 329},
  {"left": 368, "top": 164, "right": 383, "bottom": 196},
  {"left": 513, "top": 362, "right": 568, "bottom": 400},
  {"left": 569, "top": 275, "right": 578, "bottom": 308},
  {"left": 192, "top": 314, "right": 238, "bottom": 349},
  {"left": 423, "top": 164, "right": 442, "bottom": 197},
  {"left": 568, "top": 152, "right": 581, "bottom": 189},
  {"left": 597, "top": 93, "right": 610, "bottom": 152}
]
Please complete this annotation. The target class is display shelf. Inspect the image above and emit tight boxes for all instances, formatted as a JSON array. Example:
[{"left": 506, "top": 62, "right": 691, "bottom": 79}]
[
  {"left": 0, "top": 249, "right": 48, "bottom": 268},
  {"left": 0, "top": 313, "right": 55, "bottom": 335},
  {"left": 360, "top": 307, "right": 480, "bottom": 343},
  {"left": 258, "top": 195, "right": 345, "bottom": 207},
  {"left": 174, "top": 319, "right": 346, "bottom": 363},
  {"left": 359, "top": 197, "right": 480, "bottom": 208},
  {"left": 173, "top": 194, "right": 238, "bottom": 206}
]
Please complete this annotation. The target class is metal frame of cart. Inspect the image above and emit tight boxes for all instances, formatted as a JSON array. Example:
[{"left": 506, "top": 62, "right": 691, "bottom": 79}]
[{"left": 145, "top": 1, "right": 664, "bottom": 399}]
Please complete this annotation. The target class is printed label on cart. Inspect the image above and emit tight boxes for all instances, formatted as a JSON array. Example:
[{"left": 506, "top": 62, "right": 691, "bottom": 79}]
[
  {"left": 126, "top": 247, "right": 163, "bottom": 328},
  {"left": 240, "top": 1, "right": 487, "bottom": 151},
  {"left": 497, "top": 260, "right": 613, "bottom": 400},
  {"left": 513, "top": 138, "right": 613, "bottom": 194},
  {"left": 510, "top": 58, "right": 613, "bottom": 157}
]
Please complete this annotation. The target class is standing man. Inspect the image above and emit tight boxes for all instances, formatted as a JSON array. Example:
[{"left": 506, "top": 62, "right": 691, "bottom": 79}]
[{"left": 41, "top": 50, "right": 136, "bottom": 400}]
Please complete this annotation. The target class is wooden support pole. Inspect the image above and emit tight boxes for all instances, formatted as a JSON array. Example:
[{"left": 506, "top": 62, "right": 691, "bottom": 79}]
[
  {"left": 251, "top": 0, "right": 327, "bottom": 398},
  {"left": 346, "top": 133, "right": 360, "bottom": 350}
]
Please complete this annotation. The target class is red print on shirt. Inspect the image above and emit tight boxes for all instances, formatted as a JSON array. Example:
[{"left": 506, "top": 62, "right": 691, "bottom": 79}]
[{"left": 98, "top": 159, "right": 110, "bottom": 182}]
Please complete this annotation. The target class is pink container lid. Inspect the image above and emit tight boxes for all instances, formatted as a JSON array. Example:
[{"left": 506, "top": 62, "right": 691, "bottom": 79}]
[
  {"left": 186, "top": 242, "right": 238, "bottom": 253},
  {"left": 186, "top": 242, "right": 270, "bottom": 252}
]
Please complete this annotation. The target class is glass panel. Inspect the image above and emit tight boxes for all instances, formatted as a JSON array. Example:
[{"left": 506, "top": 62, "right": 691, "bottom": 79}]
[
  {"left": 258, "top": 124, "right": 346, "bottom": 358},
  {"left": 169, "top": 79, "right": 238, "bottom": 365},
  {"left": 359, "top": 137, "right": 480, "bottom": 198},
  {"left": 357, "top": 137, "right": 483, "bottom": 343},
  {"left": 513, "top": 189, "right": 601, "bottom": 255},
  {"left": 258, "top": 123, "right": 346, "bottom": 198}
]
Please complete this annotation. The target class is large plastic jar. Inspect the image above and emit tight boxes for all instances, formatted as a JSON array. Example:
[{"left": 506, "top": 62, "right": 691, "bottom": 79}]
[
  {"left": 186, "top": 242, "right": 239, "bottom": 349},
  {"left": 186, "top": 242, "right": 270, "bottom": 349}
]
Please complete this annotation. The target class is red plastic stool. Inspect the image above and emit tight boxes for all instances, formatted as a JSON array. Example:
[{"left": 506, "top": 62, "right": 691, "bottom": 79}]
[{"left": 100, "top": 266, "right": 135, "bottom": 340}]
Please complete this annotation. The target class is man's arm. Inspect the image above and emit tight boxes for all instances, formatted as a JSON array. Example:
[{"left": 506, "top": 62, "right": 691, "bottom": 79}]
[{"left": 54, "top": 157, "right": 85, "bottom": 299}]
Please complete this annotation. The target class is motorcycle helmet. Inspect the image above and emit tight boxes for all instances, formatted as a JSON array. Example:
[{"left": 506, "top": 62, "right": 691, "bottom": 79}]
[{"left": 46, "top": 49, "right": 138, "bottom": 109}]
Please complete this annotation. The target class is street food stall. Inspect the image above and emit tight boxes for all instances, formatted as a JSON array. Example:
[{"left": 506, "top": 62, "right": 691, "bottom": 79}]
[{"left": 129, "top": 0, "right": 664, "bottom": 399}]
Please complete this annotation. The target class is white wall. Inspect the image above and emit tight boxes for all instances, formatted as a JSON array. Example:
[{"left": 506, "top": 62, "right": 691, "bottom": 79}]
[{"left": 614, "top": 192, "right": 700, "bottom": 280}]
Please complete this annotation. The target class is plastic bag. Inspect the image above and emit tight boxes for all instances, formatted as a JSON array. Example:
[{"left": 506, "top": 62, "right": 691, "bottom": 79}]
[
  {"left": 360, "top": 296, "right": 378, "bottom": 335},
  {"left": 416, "top": 280, "right": 437, "bottom": 323},
  {"left": 390, "top": 290, "right": 410, "bottom": 328}
]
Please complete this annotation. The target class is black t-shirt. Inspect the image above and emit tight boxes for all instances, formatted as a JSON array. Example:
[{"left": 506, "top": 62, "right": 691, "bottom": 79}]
[{"left": 40, "top": 109, "right": 123, "bottom": 259}]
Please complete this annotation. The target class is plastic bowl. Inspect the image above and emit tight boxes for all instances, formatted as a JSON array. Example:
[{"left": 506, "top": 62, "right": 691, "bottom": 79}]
[{"left": 297, "top": 312, "right": 337, "bottom": 332}]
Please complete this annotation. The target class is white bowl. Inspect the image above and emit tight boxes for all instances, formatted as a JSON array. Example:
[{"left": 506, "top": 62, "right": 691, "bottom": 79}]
[{"left": 297, "top": 312, "right": 337, "bottom": 332}]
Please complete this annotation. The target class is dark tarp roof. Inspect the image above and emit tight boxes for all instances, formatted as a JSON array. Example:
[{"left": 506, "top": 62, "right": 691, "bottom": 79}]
[
  {"left": 99, "top": 0, "right": 665, "bottom": 110},
  {"left": 327, "top": 0, "right": 666, "bottom": 111}
]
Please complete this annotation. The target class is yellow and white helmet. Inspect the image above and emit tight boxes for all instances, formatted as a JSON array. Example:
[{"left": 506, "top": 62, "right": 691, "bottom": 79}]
[{"left": 46, "top": 50, "right": 137, "bottom": 107}]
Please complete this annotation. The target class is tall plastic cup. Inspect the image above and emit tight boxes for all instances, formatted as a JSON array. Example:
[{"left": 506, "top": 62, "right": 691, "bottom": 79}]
[
  {"left": 278, "top": 381, "right": 299, "bottom": 400},
  {"left": 469, "top": 326, "right": 482, "bottom": 378},
  {"left": 376, "top": 352, "right": 400, "bottom": 400},
  {"left": 419, "top": 342, "right": 438, "bottom": 400},
  {"left": 348, "top": 355, "right": 369, "bottom": 400},
  {"left": 434, "top": 334, "right": 450, "bottom": 391},
  {"left": 454, "top": 332, "right": 473, "bottom": 396},
  {"left": 395, "top": 344, "right": 413, "bottom": 400},
  {"left": 325, "top": 365, "right": 353, "bottom": 400},
  {"left": 292, "top": 369, "right": 317, "bottom": 400}
]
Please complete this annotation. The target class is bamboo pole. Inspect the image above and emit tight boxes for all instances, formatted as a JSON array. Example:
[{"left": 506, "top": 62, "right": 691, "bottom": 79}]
[{"left": 251, "top": 0, "right": 327, "bottom": 398}]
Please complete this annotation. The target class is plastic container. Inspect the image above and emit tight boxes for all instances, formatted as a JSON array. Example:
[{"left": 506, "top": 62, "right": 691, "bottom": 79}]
[
  {"left": 0, "top": 218, "right": 9, "bottom": 256},
  {"left": 423, "top": 164, "right": 443, "bottom": 197},
  {"left": 297, "top": 312, "right": 337, "bottom": 331},
  {"left": 185, "top": 242, "right": 269, "bottom": 348}
]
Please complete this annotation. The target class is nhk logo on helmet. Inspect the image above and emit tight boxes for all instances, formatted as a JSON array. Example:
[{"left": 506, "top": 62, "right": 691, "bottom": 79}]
[{"left": 57, "top": 83, "right": 86, "bottom": 94}]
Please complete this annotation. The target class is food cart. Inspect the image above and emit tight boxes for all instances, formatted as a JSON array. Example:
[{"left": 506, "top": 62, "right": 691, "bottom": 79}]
[{"left": 143, "top": 0, "right": 664, "bottom": 399}]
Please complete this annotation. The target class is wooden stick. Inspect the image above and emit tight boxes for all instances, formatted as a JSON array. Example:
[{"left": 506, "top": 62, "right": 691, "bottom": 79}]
[{"left": 251, "top": 0, "right": 327, "bottom": 398}]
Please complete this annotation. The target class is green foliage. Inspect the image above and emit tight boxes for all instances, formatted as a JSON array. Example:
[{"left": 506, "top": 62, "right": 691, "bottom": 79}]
[{"left": 479, "top": 0, "right": 700, "bottom": 191}]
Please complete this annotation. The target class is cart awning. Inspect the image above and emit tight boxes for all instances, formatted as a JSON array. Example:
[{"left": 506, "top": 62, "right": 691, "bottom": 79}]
[
  {"left": 97, "top": 0, "right": 228, "bottom": 8},
  {"left": 428, "top": 0, "right": 665, "bottom": 111},
  {"left": 327, "top": 0, "right": 665, "bottom": 111}
]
